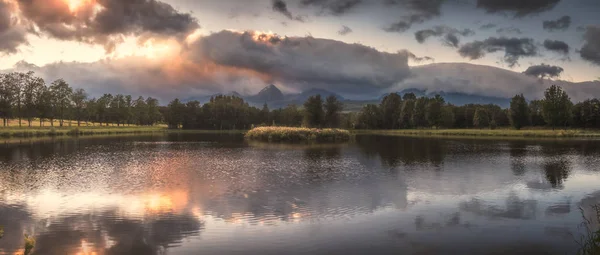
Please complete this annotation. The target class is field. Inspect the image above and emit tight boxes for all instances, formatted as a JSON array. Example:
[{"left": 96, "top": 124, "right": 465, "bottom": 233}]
[
  {"left": 355, "top": 128, "right": 600, "bottom": 138},
  {"left": 245, "top": 127, "right": 351, "bottom": 142}
]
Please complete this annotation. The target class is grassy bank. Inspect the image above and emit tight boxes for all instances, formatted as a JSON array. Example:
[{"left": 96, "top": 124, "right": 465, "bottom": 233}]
[
  {"left": 354, "top": 129, "right": 600, "bottom": 138},
  {"left": 245, "top": 127, "right": 351, "bottom": 142},
  {"left": 0, "top": 126, "right": 168, "bottom": 139}
]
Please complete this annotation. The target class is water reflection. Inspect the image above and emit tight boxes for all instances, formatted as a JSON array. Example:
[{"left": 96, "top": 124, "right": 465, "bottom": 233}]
[{"left": 0, "top": 135, "right": 600, "bottom": 254}]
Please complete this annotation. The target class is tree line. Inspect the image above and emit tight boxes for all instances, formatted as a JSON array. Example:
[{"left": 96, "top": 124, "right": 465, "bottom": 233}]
[
  {"left": 164, "top": 94, "right": 344, "bottom": 129},
  {"left": 353, "top": 85, "right": 581, "bottom": 130},
  {"left": 0, "top": 72, "right": 161, "bottom": 127},
  {"left": 2, "top": 71, "right": 595, "bottom": 131}
]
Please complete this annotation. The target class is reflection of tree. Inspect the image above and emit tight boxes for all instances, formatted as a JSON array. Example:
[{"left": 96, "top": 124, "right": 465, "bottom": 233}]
[
  {"left": 0, "top": 204, "right": 202, "bottom": 255},
  {"left": 32, "top": 211, "right": 202, "bottom": 255},
  {"left": 0, "top": 205, "right": 32, "bottom": 253},
  {"left": 460, "top": 193, "right": 537, "bottom": 220},
  {"left": 355, "top": 135, "right": 446, "bottom": 167},
  {"left": 509, "top": 141, "right": 527, "bottom": 176}
]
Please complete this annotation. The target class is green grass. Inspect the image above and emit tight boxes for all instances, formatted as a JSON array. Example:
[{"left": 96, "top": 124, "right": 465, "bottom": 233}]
[
  {"left": 245, "top": 127, "right": 351, "bottom": 142},
  {"left": 0, "top": 125, "right": 168, "bottom": 139},
  {"left": 354, "top": 128, "right": 600, "bottom": 138}
]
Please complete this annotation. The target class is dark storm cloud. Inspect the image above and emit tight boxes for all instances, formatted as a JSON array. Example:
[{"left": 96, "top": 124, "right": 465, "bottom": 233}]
[
  {"left": 414, "top": 25, "right": 474, "bottom": 46},
  {"left": 272, "top": 0, "right": 304, "bottom": 21},
  {"left": 272, "top": 0, "right": 294, "bottom": 19},
  {"left": 338, "top": 25, "right": 353, "bottom": 35},
  {"left": 543, "top": 15, "right": 571, "bottom": 31},
  {"left": 0, "top": 0, "right": 28, "bottom": 53},
  {"left": 523, "top": 63, "right": 564, "bottom": 78},
  {"left": 300, "top": 0, "right": 364, "bottom": 15},
  {"left": 383, "top": 0, "right": 446, "bottom": 33},
  {"left": 476, "top": 0, "right": 561, "bottom": 17},
  {"left": 479, "top": 23, "right": 497, "bottom": 30},
  {"left": 15, "top": 0, "right": 200, "bottom": 52},
  {"left": 190, "top": 30, "right": 411, "bottom": 94},
  {"left": 458, "top": 37, "right": 538, "bottom": 67},
  {"left": 496, "top": 26, "right": 522, "bottom": 34},
  {"left": 543, "top": 39, "right": 569, "bottom": 54},
  {"left": 9, "top": 30, "right": 412, "bottom": 99},
  {"left": 580, "top": 25, "right": 600, "bottom": 66},
  {"left": 398, "top": 49, "right": 435, "bottom": 63}
]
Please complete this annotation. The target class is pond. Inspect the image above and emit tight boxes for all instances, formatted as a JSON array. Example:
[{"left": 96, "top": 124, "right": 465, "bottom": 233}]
[{"left": 0, "top": 134, "right": 599, "bottom": 255}]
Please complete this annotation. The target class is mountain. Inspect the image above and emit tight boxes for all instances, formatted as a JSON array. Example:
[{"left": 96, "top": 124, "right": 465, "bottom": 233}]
[
  {"left": 247, "top": 84, "right": 284, "bottom": 103},
  {"left": 400, "top": 63, "right": 600, "bottom": 102}
]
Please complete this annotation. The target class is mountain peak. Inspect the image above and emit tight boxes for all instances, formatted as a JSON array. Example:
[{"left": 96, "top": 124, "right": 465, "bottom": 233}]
[{"left": 248, "top": 84, "right": 284, "bottom": 103}]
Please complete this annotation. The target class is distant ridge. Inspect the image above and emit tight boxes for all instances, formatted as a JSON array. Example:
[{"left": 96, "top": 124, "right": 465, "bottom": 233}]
[{"left": 247, "top": 84, "right": 284, "bottom": 103}]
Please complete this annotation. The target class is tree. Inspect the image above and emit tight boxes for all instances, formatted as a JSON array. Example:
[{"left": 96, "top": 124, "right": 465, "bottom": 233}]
[
  {"left": 542, "top": 85, "right": 573, "bottom": 130},
  {"left": 440, "top": 105, "right": 455, "bottom": 128},
  {"left": 402, "top": 92, "right": 417, "bottom": 101},
  {"left": 96, "top": 94, "right": 113, "bottom": 126},
  {"left": 509, "top": 94, "right": 529, "bottom": 130},
  {"left": 260, "top": 103, "right": 270, "bottom": 125},
  {"left": 49, "top": 79, "right": 73, "bottom": 127},
  {"left": 324, "top": 95, "right": 343, "bottom": 128},
  {"left": 71, "top": 88, "right": 88, "bottom": 127},
  {"left": 473, "top": 108, "right": 490, "bottom": 129},
  {"left": 280, "top": 104, "right": 302, "bottom": 127},
  {"left": 146, "top": 97, "right": 161, "bottom": 125},
  {"left": 380, "top": 93, "right": 402, "bottom": 129},
  {"left": 303, "top": 95, "right": 324, "bottom": 128},
  {"left": 0, "top": 73, "right": 13, "bottom": 126},
  {"left": 22, "top": 74, "right": 45, "bottom": 127},
  {"left": 166, "top": 98, "right": 185, "bottom": 129},
  {"left": 529, "top": 100, "right": 546, "bottom": 126},
  {"left": 36, "top": 85, "right": 53, "bottom": 126},
  {"left": 357, "top": 104, "right": 381, "bottom": 129},
  {"left": 133, "top": 96, "right": 148, "bottom": 125},
  {"left": 426, "top": 94, "right": 444, "bottom": 128},
  {"left": 400, "top": 99, "right": 415, "bottom": 128},
  {"left": 412, "top": 97, "right": 429, "bottom": 128}
]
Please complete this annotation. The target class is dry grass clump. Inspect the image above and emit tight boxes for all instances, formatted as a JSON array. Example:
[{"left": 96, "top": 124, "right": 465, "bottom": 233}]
[{"left": 245, "top": 127, "right": 351, "bottom": 142}]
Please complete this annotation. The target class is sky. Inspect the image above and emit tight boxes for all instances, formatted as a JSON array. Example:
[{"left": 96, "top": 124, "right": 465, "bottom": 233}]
[{"left": 1, "top": 0, "right": 599, "bottom": 101}]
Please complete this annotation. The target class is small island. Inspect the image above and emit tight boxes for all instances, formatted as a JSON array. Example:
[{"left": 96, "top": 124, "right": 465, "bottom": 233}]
[{"left": 245, "top": 127, "right": 351, "bottom": 142}]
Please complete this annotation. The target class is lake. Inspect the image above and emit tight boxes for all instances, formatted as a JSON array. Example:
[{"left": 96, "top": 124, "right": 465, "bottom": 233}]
[{"left": 0, "top": 134, "right": 599, "bottom": 255}]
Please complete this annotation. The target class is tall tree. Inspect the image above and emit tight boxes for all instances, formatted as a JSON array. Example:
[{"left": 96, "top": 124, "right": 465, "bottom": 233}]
[
  {"left": 542, "top": 85, "right": 573, "bottom": 130},
  {"left": 426, "top": 94, "right": 444, "bottom": 128},
  {"left": 440, "top": 105, "right": 455, "bottom": 128},
  {"left": 400, "top": 99, "right": 415, "bottom": 128},
  {"left": 166, "top": 98, "right": 185, "bottom": 129},
  {"left": 380, "top": 93, "right": 402, "bottom": 129},
  {"left": 71, "top": 88, "right": 88, "bottom": 127},
  {"left": 49, "top": 79, "right": 73, "bottom": 127},
  {"left": 509, "top": 94, "right": 530, "bottom": 130},
  {"left": 36, "top": 85, "right": 53, "bottom": 126},
  {"left": 473, "top": 108, "right": 490, "bottom": 129},
  {"left": 529, "top": 100, "right": 546, "bottom": 126},
  {"left": 96, "top": 94, "right": 113, "bottom": 126},
  {"left": 146, "top": 97, "right": 161, "bottom": 125},
  {"left": 412, "top": 97, "right": 429, "bottom": 128},
  {"left": 303, "top": 95, "right": 324, "bottom": 128},
  {"left": 324, "top": 95, "right": 343, "bottom": 128},
  {"left": 357, "top": 104, "right": 381, "bottom": 129},
  {"left": 23, "top": 74, "right": 45, "bottom": 127}
]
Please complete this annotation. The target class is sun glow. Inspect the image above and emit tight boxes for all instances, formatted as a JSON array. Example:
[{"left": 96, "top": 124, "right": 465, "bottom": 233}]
[{"left": 66, "top": 0, "right": 89, "bottom": 12}]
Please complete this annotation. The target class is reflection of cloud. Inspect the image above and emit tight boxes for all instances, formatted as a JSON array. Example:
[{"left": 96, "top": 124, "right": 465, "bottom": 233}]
[
  {"left": 460, "top": 194, "right": 537, "bottom": 219},
  {"left": 545, "top": 201, "right": 571, "bottom": 215}
]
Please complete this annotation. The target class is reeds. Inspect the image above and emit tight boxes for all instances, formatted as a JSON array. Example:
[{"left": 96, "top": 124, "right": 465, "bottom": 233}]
[{"left": 245, "top": 127, "right": 351, "bottom": 142}]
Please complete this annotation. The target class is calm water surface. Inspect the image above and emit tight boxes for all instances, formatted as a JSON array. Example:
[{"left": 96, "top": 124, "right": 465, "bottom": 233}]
[{"left": 1, "top": 134, "right": 600, "bottom": 255}]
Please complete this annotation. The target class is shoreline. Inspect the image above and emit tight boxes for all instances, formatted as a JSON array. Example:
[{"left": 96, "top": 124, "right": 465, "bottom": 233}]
[
  {"left": 3, "top": 126, "right": 600, "bottom": 141},
  {"left": 352, "top": 129, "right": 600, "bottom": 139}
]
